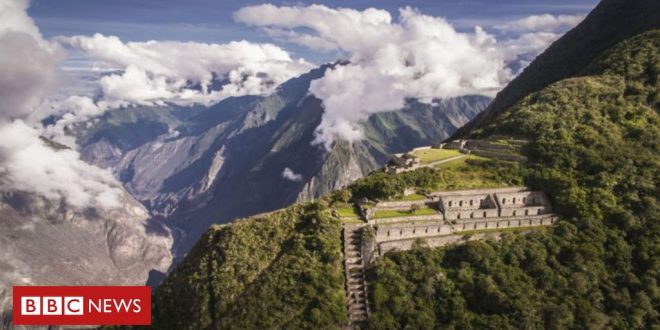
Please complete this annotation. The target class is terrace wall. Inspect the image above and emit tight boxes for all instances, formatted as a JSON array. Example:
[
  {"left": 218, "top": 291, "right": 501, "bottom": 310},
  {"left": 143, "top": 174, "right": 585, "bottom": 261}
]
[
  {"left": 446, "top": 208, "right": 500, "bottom": 220},
  {"left": 374, "top": 214, "right": 557, "bottom": 254},
  {"left": 379, "top": 232, "right": 500, "bottom": 254},
  {"left": 368, "top": 213, "right": 443, "bottom": 225},
  {"left": 374, "top": 199, "right": 435, "bottom": 210}
]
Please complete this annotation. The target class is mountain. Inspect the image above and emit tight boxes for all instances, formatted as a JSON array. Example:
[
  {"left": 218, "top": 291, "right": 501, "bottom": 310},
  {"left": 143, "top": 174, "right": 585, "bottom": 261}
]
[
  {"left": 0, "top": 174, "right": 172, "bottom": 326},
  {"left": 150, "top": 0, "right": 659, "bottom": 328},
  {"left": 452, "top": 0, "right": 660, "bottom": 138},
  {"left": 78, "top": 64, "right": 490, "bottom": 256}
]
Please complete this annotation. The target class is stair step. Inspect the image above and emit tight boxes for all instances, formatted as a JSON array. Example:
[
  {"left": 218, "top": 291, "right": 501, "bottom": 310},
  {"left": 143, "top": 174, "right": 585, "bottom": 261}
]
[{"left": 343, "top": 226, "right": 370, "bottom": 328}]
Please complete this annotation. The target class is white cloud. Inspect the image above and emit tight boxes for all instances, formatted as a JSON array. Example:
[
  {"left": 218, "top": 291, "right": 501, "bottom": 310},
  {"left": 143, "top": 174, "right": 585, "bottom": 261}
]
[
  {"left": 0, "top": 0, "right": 63, "bottom": 120},
  {"left": 57, "top": 34, "right": 314, "bottom": 108},
  {"left": 281, "top": 167, "right": 303, "bottom": 182},
  {"left": 495, "top": 14, "right": 584, "bottom": 33},
  {"left": 235, "top": 5, "right": 510, "bottom": 149},
  {"left": 0, "top": 0, "right": 122, "bottom": 209},
  {"left": 235, "top": 5, "right": 586, "bottom": 149},
  {"left": 0, "top": 121, "right": 122, "bottom": 209}
]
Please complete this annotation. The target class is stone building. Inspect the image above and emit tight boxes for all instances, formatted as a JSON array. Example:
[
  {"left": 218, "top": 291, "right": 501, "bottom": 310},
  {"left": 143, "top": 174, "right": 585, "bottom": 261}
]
[
  {"left": 438, "top": 192, "right": 499, "bottom": 220},
  {"left": 495, "top": 190, "right": 551, "bottom": 217},
  {"left": 443, "top": 140, "right": 466, "bottom": 150},
  {"left": 385, "top": 153, "right": 420, "bottom": 174},
  {"left": 431, "top": 187, "right": 552, "bottom": 220}
]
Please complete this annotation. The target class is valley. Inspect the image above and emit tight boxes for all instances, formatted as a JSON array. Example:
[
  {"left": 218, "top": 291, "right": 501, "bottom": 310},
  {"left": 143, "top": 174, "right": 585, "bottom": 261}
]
[{"left": 76, "top": 65, "right": 490, "bottom": 258}]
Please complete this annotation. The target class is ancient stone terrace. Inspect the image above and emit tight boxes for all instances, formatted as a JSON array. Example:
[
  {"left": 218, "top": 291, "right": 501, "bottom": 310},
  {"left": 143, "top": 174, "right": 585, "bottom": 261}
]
[
  {"left": 364, "top": 187, "right": 557, "bottom": 255},
  {"left": 342, "top": 187, "right": 556, "bottom": 328},
  {"left": 437, "top": 191, "right": 499, "bottom": 220},
  {"left": 495, "top": 190, "right": 551, "bottom": 217}
]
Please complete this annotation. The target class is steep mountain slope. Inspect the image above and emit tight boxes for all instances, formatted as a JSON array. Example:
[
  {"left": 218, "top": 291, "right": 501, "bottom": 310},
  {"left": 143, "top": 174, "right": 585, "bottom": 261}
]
[
  {"left": 452, "top": 0, "right": 660, "bottom": 137},
  {"left": 79, "top": 65, "right": 489, "bottom": 255},
  {"left": 0, "top": 183, "right": 172, "bottom": 326},
  {"left": 151, "top": 3, "right": 659, "bottom": 329},
  {"left": 366, "top": 29, "right": 659, "bottom": 329},
  {"left": 152, "top": 204, "right": 346, "bottom": 329}
]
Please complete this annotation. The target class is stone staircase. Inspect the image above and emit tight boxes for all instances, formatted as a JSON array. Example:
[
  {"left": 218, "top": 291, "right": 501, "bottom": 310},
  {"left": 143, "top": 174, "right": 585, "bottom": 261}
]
[{"left": 343, "top": 225, "right": 369, "bottom": 328}]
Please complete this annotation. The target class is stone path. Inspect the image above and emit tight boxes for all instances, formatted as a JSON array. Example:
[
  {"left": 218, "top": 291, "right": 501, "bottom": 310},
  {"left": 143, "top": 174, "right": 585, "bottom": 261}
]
[{"left": 342, "top": 225, "right": 369, "bottom": 328}]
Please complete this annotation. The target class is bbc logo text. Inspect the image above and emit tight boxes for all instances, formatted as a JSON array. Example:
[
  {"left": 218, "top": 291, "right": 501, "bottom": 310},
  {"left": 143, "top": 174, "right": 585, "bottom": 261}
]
[{"left": 13, "top": 286, "right": 150, "bottom": 325}]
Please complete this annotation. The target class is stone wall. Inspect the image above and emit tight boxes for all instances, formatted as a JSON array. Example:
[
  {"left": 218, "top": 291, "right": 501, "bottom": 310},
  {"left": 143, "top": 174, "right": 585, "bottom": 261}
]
[
  {"left": 495, "top": 190, "right": 548, "bottom": 207},
  {"left": 368, "top": 213, "right": 443, "bottom": 225},
  {"left": 379, "top": 232, "right": 501, "bottom": 254},
  {"left": 375, "top": 222, "right": 453, "bottom": 241},
  {"left": 374, "top": 214, "right": 556, "bottom": 254},
  {"left": 374, "top": 199, "right": 435, "bottom": 210},
  {"left": 499, "top": 206, "right": 548, "bottom": 217},
  {"left": 446, "top": 208, "right": 500, "bottom": 220},
  {"left": 439, "top": 193, "right": 493, "bottom": 211},
  {"left": 464, "top": 140, "right": 514, "bottom": 151}
]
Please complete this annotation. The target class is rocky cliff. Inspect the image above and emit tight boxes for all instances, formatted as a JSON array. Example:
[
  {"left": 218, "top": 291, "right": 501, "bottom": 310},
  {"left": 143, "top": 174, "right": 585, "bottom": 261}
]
[{"left": 0, "top": 188, "right": 172, "bottom": 326}]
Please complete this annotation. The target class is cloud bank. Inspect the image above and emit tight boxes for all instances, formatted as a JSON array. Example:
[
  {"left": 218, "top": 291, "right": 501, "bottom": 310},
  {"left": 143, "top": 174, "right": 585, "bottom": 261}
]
[
  {"left": 495, "top": 14, "right": 584, "bottom": 33},
  {"left": 0, "top": 0, "right": 62, "bottom": 120},
  {"left": 235, "top": 5, "right": 583, "bottom": 149},
  {"left": 0, "top": 0, "right": 122, "bottom": 209},
  {"left": 235, "top": 5, "right": 507, "bottom": 149},
  {"left": 58, "top": 34, "right": 313, "bottom": 108},
  {"left": 0, "top": 121, "right": 122, "bottom": 209}
]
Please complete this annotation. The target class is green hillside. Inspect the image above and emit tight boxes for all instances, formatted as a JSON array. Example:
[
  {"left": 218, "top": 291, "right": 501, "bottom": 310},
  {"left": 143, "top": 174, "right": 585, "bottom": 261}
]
[
  {"left": 151, "top": 204, "right": 347, "bottom": 329},
  {"left": 366, "top": 30, "right": 659, "bottom": 329},
  {"left": 454, "top": 0, "right": 660, "bottom": 138}
]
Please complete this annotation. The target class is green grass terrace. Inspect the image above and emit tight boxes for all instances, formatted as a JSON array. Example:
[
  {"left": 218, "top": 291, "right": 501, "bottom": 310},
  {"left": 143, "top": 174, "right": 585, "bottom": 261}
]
[
  {"left": 411, "top": 148, "right": 463, "bottom": 164},
  {"left": 335, "top": 207, "right": 359, "bottom": 217},
  {"left": 373, "top": 207, "right": 438, "bottom": 219},
  {"left": 395, "top": 193, "right": 427, "bottom": 201},
  {"left": 431, "top": 155, "right": 525, "bottom": 191}
]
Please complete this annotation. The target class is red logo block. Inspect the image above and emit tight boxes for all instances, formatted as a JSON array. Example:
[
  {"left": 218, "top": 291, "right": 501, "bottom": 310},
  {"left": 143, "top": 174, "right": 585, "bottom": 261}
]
[{"left": 13, "top": 286, "right": 151, "bottom": 326}]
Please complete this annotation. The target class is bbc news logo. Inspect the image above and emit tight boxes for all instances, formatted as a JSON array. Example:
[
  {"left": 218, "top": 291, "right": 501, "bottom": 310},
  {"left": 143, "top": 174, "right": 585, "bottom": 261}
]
[{"left": 13, "top": 286, "right": 150, "bottom": 325}]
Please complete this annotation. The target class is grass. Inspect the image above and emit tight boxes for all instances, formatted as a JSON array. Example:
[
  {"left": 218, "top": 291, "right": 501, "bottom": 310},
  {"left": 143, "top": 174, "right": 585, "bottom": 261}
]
[
  {"left": 411, "top": 148, "right": 463, "bottom": 164},
  {"left": 458, "top": 225, "right": 551, "bottom": 237},
  {"left": 341, "top": 217, "right": 366, "bottom": 224},
  {"left": 432, "top": 156, "right": 525, "bottom": 191},
  {"left": 395, "top": 193, "right": 427, "bottom": 201},
  {"left": 374, "top": 208, "right": 438, "bottom": 219},
  {"left": 335, "top": 207, "right": 360, "bottom": 218}
]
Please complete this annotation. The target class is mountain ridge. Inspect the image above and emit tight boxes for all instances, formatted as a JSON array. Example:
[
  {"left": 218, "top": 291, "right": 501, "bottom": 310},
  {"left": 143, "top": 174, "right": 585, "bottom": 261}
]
[{"left": 451, "top": 0, "right": 660, "bottom": 139}]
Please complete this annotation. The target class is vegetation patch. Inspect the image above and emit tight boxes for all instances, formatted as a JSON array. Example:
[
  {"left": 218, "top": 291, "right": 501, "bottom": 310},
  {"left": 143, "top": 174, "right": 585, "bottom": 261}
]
[
  {"left": 411, "top": 148, "right": 463, "bottom": 164},
  {"left": 433, "top": 156, "right": 526, "bottom": 191},
  {"left": 394, "top": 193, "right": 427, "bottom": 201},
  {"left": 151, "top": 203, "right": 348, "bottom": 329}
]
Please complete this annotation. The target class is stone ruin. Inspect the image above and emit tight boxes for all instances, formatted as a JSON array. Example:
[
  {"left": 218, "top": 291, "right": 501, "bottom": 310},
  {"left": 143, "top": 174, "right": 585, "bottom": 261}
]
[
  {"left": 385, "top": 153, "right": 420, "bottom": 174},
  {"left": 340, "top": 187, "right": 557, "bottom": 328},
  {"left": 435, "top": 139, "right": 529, "bottom": 163},
  {"left": 362, "top": 187, "right": 556, "bottom": 260}
]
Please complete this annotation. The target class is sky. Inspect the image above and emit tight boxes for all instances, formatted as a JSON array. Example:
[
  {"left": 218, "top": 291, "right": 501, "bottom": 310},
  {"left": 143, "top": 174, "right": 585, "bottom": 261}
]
[{"left": 28, "top": 0, "right": 598, "bottom": 63}]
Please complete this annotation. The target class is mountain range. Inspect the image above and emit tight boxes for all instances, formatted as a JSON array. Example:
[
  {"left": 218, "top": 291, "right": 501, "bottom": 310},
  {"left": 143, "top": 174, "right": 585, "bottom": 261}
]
[{"left": 77, "top": 64, "right": 490, "bottom": 256}]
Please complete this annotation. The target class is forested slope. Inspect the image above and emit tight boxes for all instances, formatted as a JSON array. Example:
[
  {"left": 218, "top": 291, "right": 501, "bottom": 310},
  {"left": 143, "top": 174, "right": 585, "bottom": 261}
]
[{"left": 366, "top": 29, "right": 659, "bottom": 330}]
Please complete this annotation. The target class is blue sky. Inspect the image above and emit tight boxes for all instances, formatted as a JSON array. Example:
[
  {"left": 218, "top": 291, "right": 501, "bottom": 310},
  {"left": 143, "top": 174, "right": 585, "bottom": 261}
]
[{"left": 29, "top": 0, "right": 598, "bottom": 62}]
